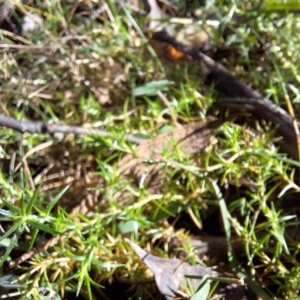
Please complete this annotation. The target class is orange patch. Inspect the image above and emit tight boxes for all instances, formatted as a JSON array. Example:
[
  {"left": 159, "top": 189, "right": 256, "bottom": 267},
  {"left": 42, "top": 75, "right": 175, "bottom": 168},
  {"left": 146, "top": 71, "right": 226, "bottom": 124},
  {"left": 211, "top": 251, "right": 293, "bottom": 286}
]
[{"left": 166, "top": 45, "right": 185, "bottom": 60}]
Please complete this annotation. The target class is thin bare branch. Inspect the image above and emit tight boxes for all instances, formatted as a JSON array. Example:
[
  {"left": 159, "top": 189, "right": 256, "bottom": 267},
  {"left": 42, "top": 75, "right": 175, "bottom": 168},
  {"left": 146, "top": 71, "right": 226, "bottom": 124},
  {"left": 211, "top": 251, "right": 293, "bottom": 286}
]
[{"left": 0, "top": 114, "right": 146, "bottom": 144}]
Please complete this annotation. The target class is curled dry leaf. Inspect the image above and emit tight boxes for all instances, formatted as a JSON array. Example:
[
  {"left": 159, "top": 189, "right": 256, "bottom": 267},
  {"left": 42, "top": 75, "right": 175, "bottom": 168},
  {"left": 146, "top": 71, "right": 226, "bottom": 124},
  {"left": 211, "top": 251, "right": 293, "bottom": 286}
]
[{"left": 125, "top": 238, "right": 218, "bottom": 300}]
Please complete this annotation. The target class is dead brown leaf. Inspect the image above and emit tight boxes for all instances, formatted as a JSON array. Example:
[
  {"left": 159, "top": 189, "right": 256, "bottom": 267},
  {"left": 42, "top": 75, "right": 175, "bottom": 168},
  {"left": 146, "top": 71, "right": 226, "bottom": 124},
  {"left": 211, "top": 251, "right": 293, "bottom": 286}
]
[
  {"left": 126, "top": 238, "right": 218, "bottom": 300},
  {"left": 72, "top": 119, "right": 223, "bottom": 215}
]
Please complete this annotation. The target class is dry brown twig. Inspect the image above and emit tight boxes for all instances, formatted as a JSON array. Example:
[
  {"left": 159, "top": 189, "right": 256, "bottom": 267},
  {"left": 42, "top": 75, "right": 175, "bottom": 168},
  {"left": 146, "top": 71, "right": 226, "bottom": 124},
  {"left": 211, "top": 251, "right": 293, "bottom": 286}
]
[
  {"left": 151, "top": 29, "right": 300, "bottom": 160},
  {"left": 0, "top": 114, "right": 145, "bottom": 144}
]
